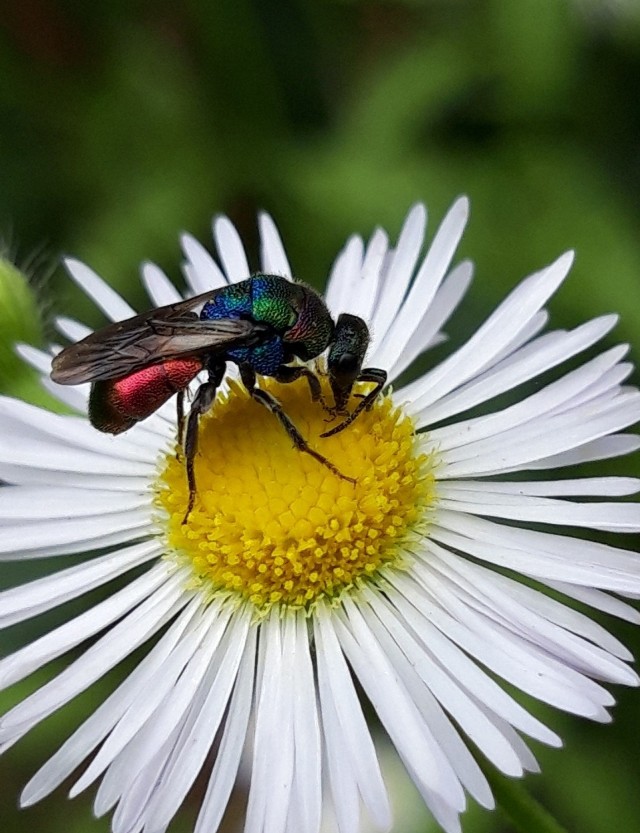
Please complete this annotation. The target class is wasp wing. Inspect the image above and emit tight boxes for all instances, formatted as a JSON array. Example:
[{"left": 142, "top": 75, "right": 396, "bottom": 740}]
[{"left": 50, "top": 289, "right": 262, "bottom": 384}]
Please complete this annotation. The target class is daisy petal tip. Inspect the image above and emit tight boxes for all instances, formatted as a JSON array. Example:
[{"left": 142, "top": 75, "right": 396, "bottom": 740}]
[
  {"left": 452, "top": 194, "right": 470, "bottom": 218},
  {"left": 14, "top": 342, "right": 34, "bottom": 359},
  {"left": 546, "top": 727, "right": 564, "bottom": 748},
  {"left": 626, "top": 670, "right": 640, "bottom": 688},
  {"left": 67, "top": 782, "right": 83, "bottom": 800},
  {"left": 62, "top": 256, "right": 88, "bottom": 279},
  {"left": 459, "top": 257, "right": 474, "bottom": 276},
  {"left": 212, "top": 213, "right": 230, "bottom": 233},
  {"left": 483, "top": 794, "right": 497, "bottom": 811},
  {"left": 597, "top": 312, "right": 620, "bottom": 332},
  {"left": 535, "top": 249, "right": 574, "bottom": 292},
  {"left": 179, "top": 230, "right": 194, "bottom": 248},
  {"left": 406, "top": 202, "right": 427, "bottom": 226},
  {"left": 593, "top": 708, "right": 613, "bottom": 724},
  {"left": 19, "top": 784, "right": 40, "bottom": 809},
  {"left": 557, "top": 249, "right": 576, "bottom": 272},
  {"left": 500, "top": 757, "right": 526, "bottom": 779}
]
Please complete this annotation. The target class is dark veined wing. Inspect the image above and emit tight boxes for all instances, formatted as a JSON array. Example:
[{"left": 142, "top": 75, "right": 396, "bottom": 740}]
[{"left": 50, "top": 288, "right": 264, "bottom": 384}]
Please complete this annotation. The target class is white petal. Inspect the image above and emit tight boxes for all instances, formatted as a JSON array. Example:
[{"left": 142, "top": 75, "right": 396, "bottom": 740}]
[
  {"left": 347, "top": 227, "right": 388, "bottom": 323},
  {"left": 0, "top": 485, "right": 144, "bottom": 521},
  {"left": 0, "top": 539, "right": 160, "bottom": 627},
  {"left": 259, "top": 212, "right": 292, "bottom": 276},
  {"left": 0, "top": 396, "right": 158, "bottom": 466},
  {"left": 63, "top": 258, "right": 136, "bottom": 321},
  {"left": 0, "top": 566, "right": 189, "bottom": 745},
  {"left": 41, "top": 378, "right": 89, "bottom": 413},
  {"left": 21, "top": 600, "right": 201, "bottom": 806},
  {"left": 409, "top": 563, "right": 612, "bottom": 720},
  {"left": 518, "top": 434, "right": 640, "bottom": 471},
  {"left": 98, "top": 601, "right": 235, "bottom": 811},
  {"left": 0, "top": 461, "right": 150, "bottom": 492},
  {"left": 545, "top": 581, "right": 640, "bottom": 624},
  {"left": 55, "top": 316, "right": 93, "bottom": 341},
  {"left": 391, "top": 569, "right": 609, "bottom": 717},
  {"left": 429, "top": 542, "right": 634, "bottom": 658},
  {"left": 416, "top": 316, "right": 618, "bottom": 427},
  {"left": 334, "top": 599, "right": 466, "bottom": 813},
  {"left": 0, "top": 565, "right": 168, "bottom": 692},
  {"left": 107, "top": 727, "right": 179, "bottom": 831},
  {"left": 14, "top": 344, "right": 52, "bottom": 375},
  {"left": 377, "top": 582, "right": 560, "bottom": 745},
  {"left": 245, "top": 614, "right": 294, "bottom": 833},
  {"left": 319, "top": 668, "right": 361, "bottom": 833},
  {"left": 406, "top": 251, "right": 574, "bottom": 414},
  {"left": 474, "top": 705, "right": 540, "bottom": 773},
  {"left": 549, "top": 362, "right": 632, "bottom": 416},
  {"left": 289, "top": 611, "right": 322, "bottom": 833},
  {"left": 140, "top": 262, "right": 182, "bottom": 306},
  {"left": 69, "top": 602, "right": 221, "bottom": 796},
  {"left": 363, "top": 588, "right": 522, "bottom": 781},
  {"left": 438, "top": 393, "right": 640, "bottom": 479},
  {"left": 0, "top": 436, "right": 153, "bottom": 478},
  {"left": 386, "top": 260, "right": 473, "bottom": 382},
  {"left": 438, "top": 477, "right": 640, "bottom": 498},
  {"left": 213, "top": 215, "right": 251, "bottom": 282},
  {"left": 433, "top": 511, "right": 640, "bottom": 593},
  {"left": 438, "top": 491, "right": 640, "bottom": 533},
  {"left": 484, "top": 309, "right": 550, "bottom": 370},
  {"left": 141, "top": 610, "right": 251, "bottom": 832},
  {"left": 181, "top": 232, "right": 227, "bottom": 293},
  {"left": 263, "top": 615, "right": 297, "bottom": 833},
  {"left": 315, "top": 606, "right": 391, "bottom": 828},
  {"left": 431, "top": 344, "right": 629, "bottom": 452},
  {"left": 373, "top": 197, "right": 468, "bottom": 372},
  {"left": 370, "top": 204, "right": 427, "bottom": 345},
  {"left": 325, "top": 235, "right": 364, "bottom": 319},
  {"left": 0, "top": 509, "right": 151, "bottom": 560},
  {"left": 428, "top": 550, "right": 637, "bottom": 685},
  {"left": 194, "top": 627, "right": 257, "bottom": 833}
]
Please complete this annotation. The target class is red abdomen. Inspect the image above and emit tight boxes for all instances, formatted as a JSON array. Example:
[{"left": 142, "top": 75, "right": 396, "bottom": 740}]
[{"left": 89, "top": 358, "right": 203, "bottom": 434}]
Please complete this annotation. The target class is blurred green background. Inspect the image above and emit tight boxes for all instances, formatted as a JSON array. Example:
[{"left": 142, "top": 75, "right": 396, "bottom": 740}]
[{"left": 1, "top": 1, "right": 640, "bottom": 832}]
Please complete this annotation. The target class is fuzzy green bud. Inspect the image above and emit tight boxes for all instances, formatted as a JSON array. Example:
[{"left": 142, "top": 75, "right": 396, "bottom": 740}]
[{"left": 0, "top": 257, "right": 47, "bottom": 402}]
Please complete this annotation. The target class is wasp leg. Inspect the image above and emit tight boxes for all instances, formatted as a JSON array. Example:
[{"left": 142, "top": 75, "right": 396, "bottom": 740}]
[
  {"left": 176, "top": 390, "right": 186, "bottom": 447},
  {"left": 183, "top": 362, "right": 226, "bottom": 524},
  {"left": 273, "top": 364, "right": 330, "bottom": 409},
  {"left": 240, "top": 364, "right": 355, "bottom": 484},
  {"left": 320, "top": 403, "right": 350, "bottom": 424},
  {"left": 320, "top": 367, "right": 387, "bottom": 438}
]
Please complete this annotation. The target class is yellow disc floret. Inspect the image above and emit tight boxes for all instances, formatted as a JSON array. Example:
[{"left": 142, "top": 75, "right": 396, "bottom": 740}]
[{"left": 155, "top": 377, "right": 436, "bottom": 613}]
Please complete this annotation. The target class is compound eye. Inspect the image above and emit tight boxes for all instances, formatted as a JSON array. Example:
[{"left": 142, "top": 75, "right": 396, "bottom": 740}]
[{"left": 332, "top": 351, "right": 359, "bottom": 375}]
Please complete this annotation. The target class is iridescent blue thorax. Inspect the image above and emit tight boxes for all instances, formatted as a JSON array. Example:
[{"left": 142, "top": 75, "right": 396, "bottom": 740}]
[{"left": 200, "top": 276, "right": 298, "bottom": 375}]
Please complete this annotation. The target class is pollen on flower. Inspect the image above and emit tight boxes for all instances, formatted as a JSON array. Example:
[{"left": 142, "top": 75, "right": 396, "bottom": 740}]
[{"left": 155, "top": 377, "right": 436, "bottom": 612}]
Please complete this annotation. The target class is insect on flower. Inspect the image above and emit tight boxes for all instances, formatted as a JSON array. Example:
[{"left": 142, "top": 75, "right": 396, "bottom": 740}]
[{"left": 50, "top": 274, "right": 387, "bottom": 517}]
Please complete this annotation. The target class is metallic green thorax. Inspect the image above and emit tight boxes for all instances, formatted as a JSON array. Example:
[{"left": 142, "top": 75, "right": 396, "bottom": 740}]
[{"left": 201, "top": 275, "right": 334, "bottom": 374}]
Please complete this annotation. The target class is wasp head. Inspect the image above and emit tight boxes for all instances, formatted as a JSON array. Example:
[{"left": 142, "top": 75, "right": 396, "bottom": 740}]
[{"left": 327, "top": 313, "right": 370, "bottom": 412}]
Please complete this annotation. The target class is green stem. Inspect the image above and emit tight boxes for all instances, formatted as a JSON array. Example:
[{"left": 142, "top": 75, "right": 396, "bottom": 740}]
[{"left": 479, "top": 761, "right": 571, "bottom": 833}]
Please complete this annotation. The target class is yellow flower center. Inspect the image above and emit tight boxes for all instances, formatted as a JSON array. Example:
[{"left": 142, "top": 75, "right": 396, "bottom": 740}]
[{"left": 155, "top": 378, "right": 436, "bottom": 613}]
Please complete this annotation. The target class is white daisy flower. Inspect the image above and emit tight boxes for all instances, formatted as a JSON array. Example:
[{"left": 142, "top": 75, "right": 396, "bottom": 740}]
[{"left": 2, "top": 197, "right": 640, "bottom": 833}]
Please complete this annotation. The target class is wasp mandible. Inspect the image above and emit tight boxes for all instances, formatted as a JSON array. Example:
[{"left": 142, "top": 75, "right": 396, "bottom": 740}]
[{"left": 51, "top": 274, "right": 387, "bottom": 518}]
